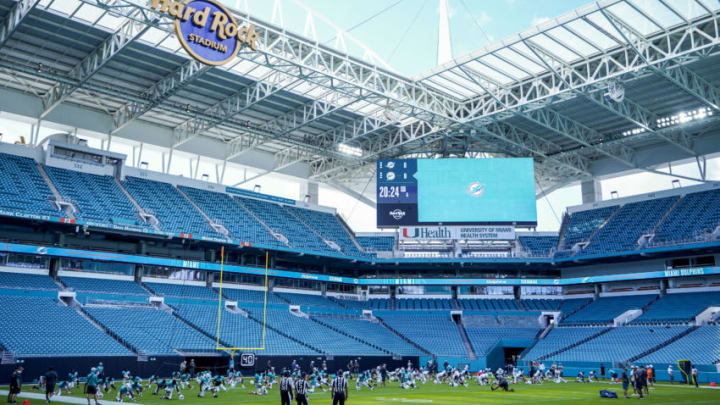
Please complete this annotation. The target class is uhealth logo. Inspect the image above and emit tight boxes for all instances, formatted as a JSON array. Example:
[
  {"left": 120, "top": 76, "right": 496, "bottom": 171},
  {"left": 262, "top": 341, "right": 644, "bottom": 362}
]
[{"left": 151, "top": 0, "right": 259, "bottom": 66}]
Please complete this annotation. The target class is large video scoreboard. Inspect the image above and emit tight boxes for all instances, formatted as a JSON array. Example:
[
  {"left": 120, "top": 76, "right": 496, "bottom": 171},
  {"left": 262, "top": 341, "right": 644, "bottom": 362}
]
[{"left": 376, "top": 158, "right": 537, "bottom": 227}]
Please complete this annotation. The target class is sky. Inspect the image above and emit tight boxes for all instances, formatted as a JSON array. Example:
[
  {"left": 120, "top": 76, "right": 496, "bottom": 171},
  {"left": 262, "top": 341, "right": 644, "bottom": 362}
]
[
  {"left": 1, "top": 0, "right": 718, "bottom": 234},
  {"left": 232, "top": 0, "right": 592, "bottom": 76}
]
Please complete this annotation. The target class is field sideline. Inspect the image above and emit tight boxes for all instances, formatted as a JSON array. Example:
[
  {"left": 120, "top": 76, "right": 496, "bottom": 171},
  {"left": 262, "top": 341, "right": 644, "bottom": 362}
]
[{"left": 4, "top": 380, "right": 718, "bottom": 405}]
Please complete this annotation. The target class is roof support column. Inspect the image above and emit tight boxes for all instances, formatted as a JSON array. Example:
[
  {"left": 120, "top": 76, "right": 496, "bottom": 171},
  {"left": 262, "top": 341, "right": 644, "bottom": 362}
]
[
  {"left": 581, "top": 179, "right": 602, "bottom": 204},
  {"left": 300, "top": 181, "right": 319, "bottom": 205}
]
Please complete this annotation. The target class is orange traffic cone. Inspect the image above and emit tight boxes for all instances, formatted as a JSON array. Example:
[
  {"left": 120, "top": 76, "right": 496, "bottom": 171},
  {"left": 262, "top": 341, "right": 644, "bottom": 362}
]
[{"left": 22, "top": 400, "right": 29, "bottom": 405}]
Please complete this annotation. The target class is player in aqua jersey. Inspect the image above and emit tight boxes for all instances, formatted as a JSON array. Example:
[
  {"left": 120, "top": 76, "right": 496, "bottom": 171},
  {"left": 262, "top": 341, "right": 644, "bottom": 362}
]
[
  {"left": 85, "top": 368, "right": 100, "bottom": 405},
  {"left": 116, "top": 383, "right": 135, "bottom": 402},
  {"left": 130, "top": 377, "right": 143, "bottom": 397},
  {"left": 180, "top": 373, "right": 192, "bottom": 390},
  {"left": 161, "top": 379, "right": 178, "bottom": 400},
  {"left": 250, "top": 372, "right": 268, "bottom": 396}
]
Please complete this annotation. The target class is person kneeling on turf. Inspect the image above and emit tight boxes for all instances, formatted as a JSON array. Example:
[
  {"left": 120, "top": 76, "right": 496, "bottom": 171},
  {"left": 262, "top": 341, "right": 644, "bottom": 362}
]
[{"left": 491, "top": 376, "right": 514, "bottom": 392}]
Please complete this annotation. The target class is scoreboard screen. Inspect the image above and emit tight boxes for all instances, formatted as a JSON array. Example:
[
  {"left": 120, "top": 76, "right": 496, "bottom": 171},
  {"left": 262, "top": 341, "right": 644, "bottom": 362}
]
[{"left": 376, "top": 158, "right": 537, "bottom": 227}]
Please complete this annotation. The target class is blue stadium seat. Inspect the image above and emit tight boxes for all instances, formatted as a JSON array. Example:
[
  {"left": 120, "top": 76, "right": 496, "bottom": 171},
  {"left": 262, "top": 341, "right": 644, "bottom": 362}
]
[
  {"left": 562, "top": 295, "right": 657, "bottom": 325},
  {"left": 633, "top": 291, "right": 720, "bottom": 324},
  {"left": 0, "top": 153, "right": 65, "bottom": 218},
  {"left": 546, "top": 325, "right": 688, "bottom": 363},
  {"left": 559, "top": 206, "right": 618, "bottom": 250},
  {"left": 174, "top": 303, "right": 319, "bottom": 355},
  {"left": 465, "top": 326, "right": 539, "bottom": 355},
  {"left": 285, "top": 206, "right": 368, "bottom": 256},
  {"left": 654, "top": 189, "right": 720, "bottom": 244},
  {"left": 638, "top": 325, "right": 720, "bottom": 365},
  {"left": 312, "top": 314, "right": 421, "bottom": 356},
  {"left": 239, "top": 198, "right": 331, "bottom": 254},
  {"left": 518, "top": 236, "right": 558, "bottom": 257},
  {"left": 378, "top": 312, "right": 467, "bottom": 357},
  {"left": 44, "top": 166, "right": 148, "bottom": 228},
  {"left": 85, "top": 306, "right": 214, "bottom": 354},
  {"left": 60, "top": 276, "right": 148, "bottom": 296},
  {"left": 0, "top": 272, "right": 59, "bottom": 290},
  {"left": 123, "top": 177, "right": 221, "bottom": 237},
  {"left": 0, "top": 295, "right": 130, "bottom": 356},
  {"left": 583, "top": 197, "right": 677, "bottom": 254},
  {"left": 178, "top": 186, "right": 281, "bottom": 246},
  {"left": 356, "top": 236, "right": 395, "bottom": 252},
  {"left": 144, "top": 282, "right": 218, "bottom": 300}
]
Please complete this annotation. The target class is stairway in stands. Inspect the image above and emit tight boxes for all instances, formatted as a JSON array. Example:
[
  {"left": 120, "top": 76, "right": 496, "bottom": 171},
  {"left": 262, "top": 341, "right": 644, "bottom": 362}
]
[
  {"left": 627, "top": 325, "right": 700, "bottom": 363},
  {"left": 537, "top": 327, "right": 614, "bottom": 361},
  {"left": 455, "top": 319, "right": 478, "bottom": 360},
  {"left": 375, "top": 316, "right": 431, "bottom": 356},
  {"left": 308, "top": 316, "right": 393, "bottom": 356}
]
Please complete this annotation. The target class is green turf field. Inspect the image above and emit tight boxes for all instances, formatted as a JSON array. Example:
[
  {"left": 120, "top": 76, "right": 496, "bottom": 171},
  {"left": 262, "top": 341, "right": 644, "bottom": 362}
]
[{"left": 16, "top": 380, "right": 719, "bottom": 405}]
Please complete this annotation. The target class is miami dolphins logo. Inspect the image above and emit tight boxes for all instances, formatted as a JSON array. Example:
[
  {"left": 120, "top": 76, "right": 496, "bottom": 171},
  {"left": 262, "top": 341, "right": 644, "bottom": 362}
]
[{"left": 468, "top": 182, "right": 485, "bottom": 197}]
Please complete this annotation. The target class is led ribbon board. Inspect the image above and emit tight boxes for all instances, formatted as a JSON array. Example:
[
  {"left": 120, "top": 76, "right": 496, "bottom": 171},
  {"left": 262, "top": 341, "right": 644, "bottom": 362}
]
[{"left": 151, "top": 0, "right": 258, "bottom": 65}]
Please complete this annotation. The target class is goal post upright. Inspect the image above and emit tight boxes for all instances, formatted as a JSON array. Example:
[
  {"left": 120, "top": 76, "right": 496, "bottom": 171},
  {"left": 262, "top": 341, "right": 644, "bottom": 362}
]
[{"left": 215, "top": 245, "right": 269, "bottom": 351}]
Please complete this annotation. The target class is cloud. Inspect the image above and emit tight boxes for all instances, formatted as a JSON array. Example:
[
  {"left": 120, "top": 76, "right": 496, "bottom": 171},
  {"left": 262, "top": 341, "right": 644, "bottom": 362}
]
[{"left": 531, "top": 15, "right": 550, "bottom": 26}]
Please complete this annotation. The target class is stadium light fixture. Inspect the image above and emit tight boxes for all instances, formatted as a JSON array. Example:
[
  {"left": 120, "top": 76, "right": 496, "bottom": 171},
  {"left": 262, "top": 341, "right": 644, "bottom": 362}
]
[
  {"left": 623, "top": 107, "right": 713, "bottom": 136},
  {"left": 338, "top": 143, "right": 363, "bottom": 157}
]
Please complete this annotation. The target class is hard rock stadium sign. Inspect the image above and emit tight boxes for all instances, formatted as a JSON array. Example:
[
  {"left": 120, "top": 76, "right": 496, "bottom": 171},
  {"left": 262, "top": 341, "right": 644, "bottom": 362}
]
[{"left": 151, "top": 0, "right": 259, "bottom": 65}]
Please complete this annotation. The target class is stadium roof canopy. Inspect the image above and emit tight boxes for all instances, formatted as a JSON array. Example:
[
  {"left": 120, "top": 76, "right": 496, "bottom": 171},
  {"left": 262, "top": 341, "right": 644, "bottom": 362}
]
[{"left": 0, "top": 0, "right": 720, "bottom": 200}]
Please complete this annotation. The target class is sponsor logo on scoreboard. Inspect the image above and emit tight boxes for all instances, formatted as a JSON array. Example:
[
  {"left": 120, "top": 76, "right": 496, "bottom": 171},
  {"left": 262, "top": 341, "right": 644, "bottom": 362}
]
[
  {"left": 389, "top": 209, "right": 406, "bottom": 220},
  {"left": 151, "top": 0, "right": 259, "bottom": 66},
  {"left": 400, "top": 226, "right": 515, "bottom": 240}
]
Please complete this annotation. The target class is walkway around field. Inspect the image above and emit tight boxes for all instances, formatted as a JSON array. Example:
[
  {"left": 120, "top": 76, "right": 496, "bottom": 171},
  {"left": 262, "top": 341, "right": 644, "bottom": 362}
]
[{"left": 0, "top": 390, "right": 133, "bottom": 405}]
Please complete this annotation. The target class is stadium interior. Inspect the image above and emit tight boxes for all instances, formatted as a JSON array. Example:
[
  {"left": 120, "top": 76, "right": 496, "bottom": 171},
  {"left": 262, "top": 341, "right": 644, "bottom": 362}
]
[{"left": 0, "top": 0, "right": 720, "bottom": 402}]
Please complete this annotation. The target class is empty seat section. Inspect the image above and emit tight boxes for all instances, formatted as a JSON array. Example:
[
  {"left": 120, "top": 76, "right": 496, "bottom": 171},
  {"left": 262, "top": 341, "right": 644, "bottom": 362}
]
[
  {"left": 638, "top": 325, "right": 720, "bottom": 365},
  {"left": 60, "top": 276, "right": 148, "bottom": 295},
  {"left": 123, "top": 177, "right": 219, "bottom": 237},
  {"left": 174, "top": 303, "right": 317, "bottom": 355},
  {"left": 547, "top": 325, "right": 688, "bottom": 363},
  {"left": 583, "top": 197, "right": 677, "bottom": 254},
  {"left": 238, "top": 198, "right": 330, "bottom": 253},
  {"left": 654, "top": 189, "right": 720, "bottom": 244},
  {"left": 0, "top": 272, "right": 59, "bottom": 290},
  {"left": 286, "top": 206, "right": 367, "bottom": 256},
  {"left": 356, "top": 236, "right": 395, "bottom": 252},
  {"left": 518, "top": 236, "right": 558, "bottom": 257},
  {"left": 523, "top": 327, "right": 604, "bottom": 360},
  {"left": 0, "top": 296, "right": 130, "bottom": 356},
  {"left": 144, "top": 282, "right": 217, "bottom": 300},
  {"left": 378, "top": 312, "right": 467, "bottom": 357},
  {"left": 178, "top": 186, "right": 279, "bottom": 246},
  {"left": 465, "top": 326, "right": 539, "bottom": 355},
  {"left": 560, "top": 206, "right": 618, "bottom": 249},
  {"left": 634, "top": 291, "right": 720, "bottom": 324},
  {"left": 85, "top": 306, "right": 214, "bottom": 354},
  {"left": 0, "top": 153, "right": 65, "bottom": 218},
  {"left": 245, "top": 308, "right": 383, "bottom": 356},
  {"left": 562, "top": 295, "right": 657, "bottom": 325},
  {"left": 44, "top": 167, "right": 146, "bottom": 228},
  {"left": 274, "top": 292, "right": 344, "bottom": 308},
  {"left": 312, "top": 315, "right": 421, "bottom": 356}
]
